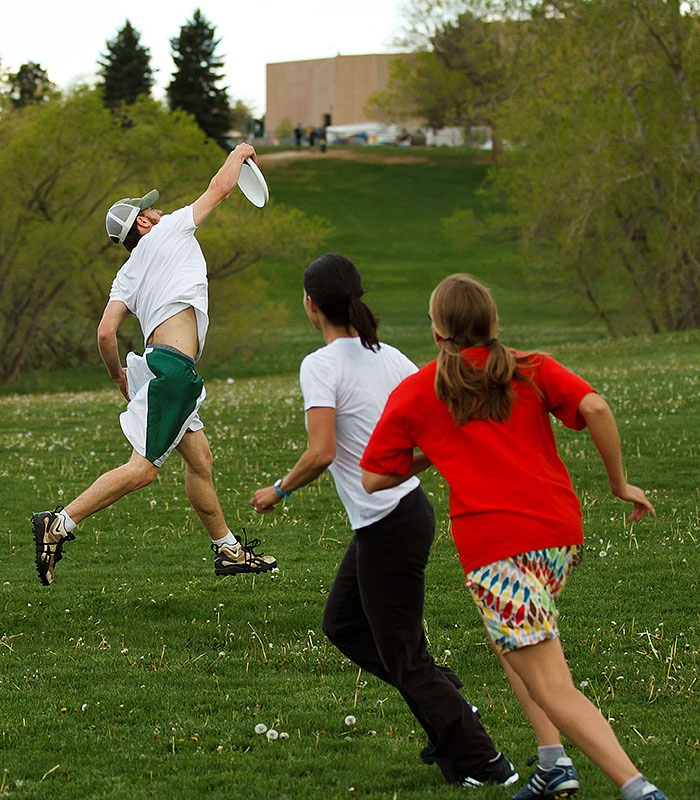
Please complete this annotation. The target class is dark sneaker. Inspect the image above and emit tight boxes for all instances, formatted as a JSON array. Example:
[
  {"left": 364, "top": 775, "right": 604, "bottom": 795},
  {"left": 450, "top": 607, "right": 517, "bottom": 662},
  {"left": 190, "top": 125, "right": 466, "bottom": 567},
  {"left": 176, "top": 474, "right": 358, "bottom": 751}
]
[
  {"left": 616, "top": 782, "right": 668, "bottom": 800},
  {"left": 420, "top": 741, "right": 437, "bottom": 765},
  {"left": 421, "top": 705, "right": 481, "bottom": 765},
  {"left": 638, "top": 790, "right": 669, "bottom": 800},
  {"left": 461, "top": 753, "right": 519, "bottom": 789},
  {"left": 212, "top": 531, "right": 277, "bottom": 575},
  {"left": 512, "top": 756, "right": 579, "bottom": 799},
  {"left": 32, "top": 508, "right": 75, "bottom": 586}
]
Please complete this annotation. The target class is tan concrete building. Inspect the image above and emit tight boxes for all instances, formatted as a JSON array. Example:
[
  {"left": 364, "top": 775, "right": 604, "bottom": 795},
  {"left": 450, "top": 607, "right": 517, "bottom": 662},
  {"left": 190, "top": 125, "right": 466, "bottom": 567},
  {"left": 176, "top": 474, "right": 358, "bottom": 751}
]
[{"left": 266, "top": 53, "right": 404, "bottom": 134}]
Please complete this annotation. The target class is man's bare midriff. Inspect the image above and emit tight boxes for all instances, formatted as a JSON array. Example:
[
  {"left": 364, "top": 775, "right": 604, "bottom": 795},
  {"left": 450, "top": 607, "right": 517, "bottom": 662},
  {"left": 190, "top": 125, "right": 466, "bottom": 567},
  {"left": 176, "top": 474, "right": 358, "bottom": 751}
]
[{"left": 147, "top": 306, "right": 199, "bottom": 360}]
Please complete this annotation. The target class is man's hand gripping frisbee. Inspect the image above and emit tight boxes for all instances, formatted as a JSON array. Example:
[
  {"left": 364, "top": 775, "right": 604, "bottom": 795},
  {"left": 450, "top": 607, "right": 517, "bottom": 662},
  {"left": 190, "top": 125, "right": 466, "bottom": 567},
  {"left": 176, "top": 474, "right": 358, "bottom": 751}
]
[{"left": 192, "top": 142, "right": 268, "bottom": 225}]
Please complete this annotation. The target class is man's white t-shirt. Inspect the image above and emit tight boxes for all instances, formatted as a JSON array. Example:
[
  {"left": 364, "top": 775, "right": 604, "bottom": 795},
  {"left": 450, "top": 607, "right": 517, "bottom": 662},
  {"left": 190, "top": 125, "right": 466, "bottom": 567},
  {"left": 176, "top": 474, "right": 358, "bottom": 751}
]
[
  {"left": 299, "top": 337, "right": 420, "bottom": 530},
  {"left": 109, "top": 205, "right": 209, "bottom": 360}
]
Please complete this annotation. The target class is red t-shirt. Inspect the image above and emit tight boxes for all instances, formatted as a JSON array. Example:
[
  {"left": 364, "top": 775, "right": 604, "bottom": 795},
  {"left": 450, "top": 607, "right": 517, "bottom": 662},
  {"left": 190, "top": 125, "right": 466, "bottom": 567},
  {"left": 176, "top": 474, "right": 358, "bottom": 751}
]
[{"left": 360, "top": 349, "right": 595, "bottom": 573}]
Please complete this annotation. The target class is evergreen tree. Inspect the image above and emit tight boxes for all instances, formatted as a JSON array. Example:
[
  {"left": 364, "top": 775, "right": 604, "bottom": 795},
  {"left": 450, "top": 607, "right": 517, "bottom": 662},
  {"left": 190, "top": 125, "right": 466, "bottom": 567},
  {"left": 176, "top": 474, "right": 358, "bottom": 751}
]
[
  {"left": 167, "top": 9, "right": 231, "bottom": 147},
  {"left": 7, "top": 62, "right": 55, "bottom": 107},
  {"left": 98, "top": 20, "right": 153, "bottom": 108}
]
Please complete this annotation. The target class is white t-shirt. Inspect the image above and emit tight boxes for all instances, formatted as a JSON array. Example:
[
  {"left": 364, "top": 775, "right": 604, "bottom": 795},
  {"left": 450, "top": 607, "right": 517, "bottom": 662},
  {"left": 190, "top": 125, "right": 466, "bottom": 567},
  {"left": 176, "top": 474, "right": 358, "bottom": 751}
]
[
  {"left": 109, "top": 205, "right": 209, "bottom": 360},
  {"left": 299, "top": 337, "right": 420, "bottom": 529}
]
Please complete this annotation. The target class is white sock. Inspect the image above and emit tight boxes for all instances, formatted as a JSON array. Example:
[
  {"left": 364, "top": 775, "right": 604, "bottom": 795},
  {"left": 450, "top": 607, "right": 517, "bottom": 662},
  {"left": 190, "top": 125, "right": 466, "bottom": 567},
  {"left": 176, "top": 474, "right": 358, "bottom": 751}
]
[
  {"left": 59, "top": 509, "right": 77, "bottom": 533},
  {"left": 538, "top": 744, "right": 566, "bottom": 770},
  {"left": 211, "top": 531, "right": 239, "bottom": 549}
]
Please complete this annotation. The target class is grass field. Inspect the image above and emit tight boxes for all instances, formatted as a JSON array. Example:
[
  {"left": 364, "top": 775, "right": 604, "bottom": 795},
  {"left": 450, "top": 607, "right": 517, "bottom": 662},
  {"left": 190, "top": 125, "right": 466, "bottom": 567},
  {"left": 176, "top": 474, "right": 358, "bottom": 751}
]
[{"left": 0, "top": 149, "right": 698, "bottom": 799}]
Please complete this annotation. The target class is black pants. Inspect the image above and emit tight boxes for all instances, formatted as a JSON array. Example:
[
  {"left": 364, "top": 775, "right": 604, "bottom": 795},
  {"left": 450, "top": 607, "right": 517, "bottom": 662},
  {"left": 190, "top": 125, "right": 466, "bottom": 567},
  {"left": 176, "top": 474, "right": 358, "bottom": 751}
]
[{"left": 322, "top": 487, "right": 498, "bottom": 783}]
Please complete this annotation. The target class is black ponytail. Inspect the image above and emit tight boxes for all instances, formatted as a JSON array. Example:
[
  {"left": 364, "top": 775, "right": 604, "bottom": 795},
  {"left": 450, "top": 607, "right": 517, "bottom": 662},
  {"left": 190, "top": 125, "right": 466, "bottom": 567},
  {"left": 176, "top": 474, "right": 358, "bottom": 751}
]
[{"left": 303, "top": 254, "right": 380, "bottom": 351}]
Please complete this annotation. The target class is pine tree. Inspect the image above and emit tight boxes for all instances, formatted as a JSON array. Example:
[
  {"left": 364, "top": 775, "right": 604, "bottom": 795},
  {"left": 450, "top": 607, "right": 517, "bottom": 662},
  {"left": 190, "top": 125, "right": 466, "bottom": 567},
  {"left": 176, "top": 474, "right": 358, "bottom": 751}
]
[
  {"left": 7, "top": 62, "right": 55, "bottom": 107},
  {"left": 167, "top": 9, "right": 231, "bottom": 147},
  {"left": 98, "top": 20, "right": 153, "bottom": 108}
]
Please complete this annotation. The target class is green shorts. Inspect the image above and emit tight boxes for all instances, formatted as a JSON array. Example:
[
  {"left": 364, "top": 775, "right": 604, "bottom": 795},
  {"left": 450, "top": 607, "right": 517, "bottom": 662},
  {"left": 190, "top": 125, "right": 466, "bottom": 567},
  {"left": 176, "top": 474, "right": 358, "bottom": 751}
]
[{"left": 120, "top": 345, "right": 205, "bottom": 467}]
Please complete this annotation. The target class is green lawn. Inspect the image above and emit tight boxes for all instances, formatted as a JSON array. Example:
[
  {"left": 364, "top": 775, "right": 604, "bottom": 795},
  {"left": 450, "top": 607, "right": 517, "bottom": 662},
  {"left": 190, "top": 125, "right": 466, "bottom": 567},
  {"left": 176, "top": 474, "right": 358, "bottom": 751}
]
[{"left": 0, "top": 149, "right": 697, "bottom": 799}]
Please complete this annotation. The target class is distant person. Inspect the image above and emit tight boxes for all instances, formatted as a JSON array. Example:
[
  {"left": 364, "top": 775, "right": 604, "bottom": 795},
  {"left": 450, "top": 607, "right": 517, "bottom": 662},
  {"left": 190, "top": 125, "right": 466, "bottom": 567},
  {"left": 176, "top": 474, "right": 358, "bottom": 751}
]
[
  {"left": 294, "top": 124, "right": 303, "bottom": 149},
  {"left": 31, "top": 143, "right": 277, "bottom": 586},
  {"left": 251, "top": 255, "right": 518, "bottom": 789},
  {"left": 308, "top": 127, "right": 316, "bottom": 148},
  {"left": 361, "top": 274, "right": 668, "bottom": 800},
  {"left": 320, "top": 127, "right": 327, "bottom": 153}
]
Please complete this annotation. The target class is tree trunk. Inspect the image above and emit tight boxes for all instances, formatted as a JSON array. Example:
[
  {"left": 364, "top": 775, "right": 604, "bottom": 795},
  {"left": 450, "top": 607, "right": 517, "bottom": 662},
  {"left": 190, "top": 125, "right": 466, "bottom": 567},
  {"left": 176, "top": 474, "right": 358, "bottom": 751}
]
[
  {"left": 616, "top": 250, "right": 660, "bottom": 333},
  {"left": 573, "top": 261, "right": 618, "bottom": 336}
]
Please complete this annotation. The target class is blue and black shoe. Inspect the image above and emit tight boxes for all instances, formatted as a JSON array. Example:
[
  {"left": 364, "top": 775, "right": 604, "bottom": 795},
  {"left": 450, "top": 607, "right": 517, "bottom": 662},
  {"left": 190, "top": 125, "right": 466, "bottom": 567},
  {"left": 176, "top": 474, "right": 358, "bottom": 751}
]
[
  {"left": 512, "top": 756, "right": 579, "bottom": 799},
  {"left": 617, "top": 781, "right": 669, "bottom": 800}
]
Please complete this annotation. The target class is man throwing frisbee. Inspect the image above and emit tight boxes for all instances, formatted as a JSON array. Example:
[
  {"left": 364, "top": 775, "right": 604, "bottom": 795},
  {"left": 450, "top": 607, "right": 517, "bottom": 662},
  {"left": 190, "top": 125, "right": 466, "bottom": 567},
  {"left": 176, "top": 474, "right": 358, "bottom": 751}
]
[{"left": 31, "top": 142, "right": 276, "bottom": 585}]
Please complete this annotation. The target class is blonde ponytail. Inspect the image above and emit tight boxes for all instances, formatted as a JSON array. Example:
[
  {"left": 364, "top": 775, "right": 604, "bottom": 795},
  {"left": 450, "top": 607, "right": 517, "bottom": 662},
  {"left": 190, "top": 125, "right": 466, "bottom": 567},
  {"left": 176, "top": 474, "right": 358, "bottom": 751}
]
[
  {"left": 435, "top": 338, "right": 517, "bottom": 424},
  {"left": 430, "top": 274, "right": 529, "bottom": 425}
]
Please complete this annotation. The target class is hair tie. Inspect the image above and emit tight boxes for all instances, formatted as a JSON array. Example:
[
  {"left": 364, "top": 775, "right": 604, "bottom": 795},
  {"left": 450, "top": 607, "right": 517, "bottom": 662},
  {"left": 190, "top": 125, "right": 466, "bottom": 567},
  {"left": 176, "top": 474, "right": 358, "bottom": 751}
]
[{"left": 487, "top": 338, "right": 498, "bottom": 347}]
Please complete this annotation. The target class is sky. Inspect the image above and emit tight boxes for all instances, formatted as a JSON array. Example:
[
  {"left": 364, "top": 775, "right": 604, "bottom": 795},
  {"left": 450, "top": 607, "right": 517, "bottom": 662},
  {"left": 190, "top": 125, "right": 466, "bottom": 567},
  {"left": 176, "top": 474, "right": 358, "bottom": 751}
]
[{"left": 1, "top": 0, "right": 406, "bottom": 117}]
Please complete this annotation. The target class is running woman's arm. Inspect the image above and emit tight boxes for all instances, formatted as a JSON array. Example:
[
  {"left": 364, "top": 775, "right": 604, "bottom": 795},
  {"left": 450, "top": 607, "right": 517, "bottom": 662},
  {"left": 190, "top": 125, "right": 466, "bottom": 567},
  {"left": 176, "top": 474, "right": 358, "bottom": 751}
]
[
  {"left": 578, "top": 391, "right": 656, "bottom": 521},
  {"left": 192, "top": 142, "right": 257, "bottom": 226},
  {"left": 362, "top": 453, "right": 431, "bottom": 494},
  {"left": 250, "top": 407, "right": 336, "bottom": 513},
  {"left": 97, "top": 301, "right": 131, "bottom": 402}
]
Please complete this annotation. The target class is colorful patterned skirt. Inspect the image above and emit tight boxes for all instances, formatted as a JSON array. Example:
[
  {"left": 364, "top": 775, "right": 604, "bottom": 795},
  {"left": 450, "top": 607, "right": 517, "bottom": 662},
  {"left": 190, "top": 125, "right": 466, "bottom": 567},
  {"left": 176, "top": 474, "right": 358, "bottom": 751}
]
[{"left": 465, "top": 546, "right": 582, "bottom": 654}]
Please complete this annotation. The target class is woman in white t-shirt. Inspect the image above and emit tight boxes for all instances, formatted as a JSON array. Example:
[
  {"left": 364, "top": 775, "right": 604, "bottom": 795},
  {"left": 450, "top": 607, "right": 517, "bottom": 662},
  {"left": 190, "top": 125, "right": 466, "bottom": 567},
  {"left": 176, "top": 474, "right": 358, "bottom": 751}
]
[{"left": 250, "top": 253, "right": 515, "bottom": 788}]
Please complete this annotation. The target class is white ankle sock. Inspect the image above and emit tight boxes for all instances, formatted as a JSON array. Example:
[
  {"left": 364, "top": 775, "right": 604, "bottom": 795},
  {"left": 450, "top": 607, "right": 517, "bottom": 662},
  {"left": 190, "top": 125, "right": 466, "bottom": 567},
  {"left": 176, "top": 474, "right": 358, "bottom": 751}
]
[
  {"left": 212, "top": 531, "right": 239, "bottom": 549},
  {"left": 59, "top": 509, "right": 77, "bottom": 533},
  {"left": 538, "top": 744, "right": 566, "bottom": 770},
  {"left": 622, "top": 774, "right": 657, "bottom": 800}
]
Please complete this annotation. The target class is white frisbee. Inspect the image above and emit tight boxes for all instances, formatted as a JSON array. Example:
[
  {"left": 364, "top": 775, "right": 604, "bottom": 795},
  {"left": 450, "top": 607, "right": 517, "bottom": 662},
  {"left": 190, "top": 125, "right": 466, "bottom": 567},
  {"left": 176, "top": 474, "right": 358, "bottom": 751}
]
[{"left": 237, "top": 159, "right": 269, "bottom": 208}]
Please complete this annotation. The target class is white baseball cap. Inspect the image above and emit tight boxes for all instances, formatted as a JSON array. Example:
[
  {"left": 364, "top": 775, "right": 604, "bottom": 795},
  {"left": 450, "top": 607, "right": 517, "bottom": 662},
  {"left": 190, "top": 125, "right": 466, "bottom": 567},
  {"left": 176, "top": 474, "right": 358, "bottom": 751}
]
[{"left": 105, "top": 189, "right": 160, "bottom": 244}]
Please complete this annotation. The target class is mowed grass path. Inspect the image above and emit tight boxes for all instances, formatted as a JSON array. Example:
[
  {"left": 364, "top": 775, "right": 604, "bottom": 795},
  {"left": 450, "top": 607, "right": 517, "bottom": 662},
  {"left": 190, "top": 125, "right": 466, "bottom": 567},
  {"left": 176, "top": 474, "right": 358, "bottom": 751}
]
[{"left": 0, "top": 150, "right": 698, "bottom": 798}]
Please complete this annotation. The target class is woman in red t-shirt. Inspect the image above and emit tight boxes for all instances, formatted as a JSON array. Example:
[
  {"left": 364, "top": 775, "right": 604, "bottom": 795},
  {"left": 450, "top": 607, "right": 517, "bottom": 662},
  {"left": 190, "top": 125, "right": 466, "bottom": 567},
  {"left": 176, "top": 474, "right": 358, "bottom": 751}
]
[{"left": 361, "top": 274, "right": 666, "bottom": 800}]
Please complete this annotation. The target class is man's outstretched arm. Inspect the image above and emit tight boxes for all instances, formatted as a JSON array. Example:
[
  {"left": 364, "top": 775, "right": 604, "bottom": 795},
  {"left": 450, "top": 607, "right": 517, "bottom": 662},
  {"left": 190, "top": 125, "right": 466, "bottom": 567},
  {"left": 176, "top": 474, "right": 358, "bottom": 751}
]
[
  {"left": 97, "top": 301, "right": 131, "bottom": 401},
  {"left": 192, "top": 142, "right": 256, "bottom": 226}
]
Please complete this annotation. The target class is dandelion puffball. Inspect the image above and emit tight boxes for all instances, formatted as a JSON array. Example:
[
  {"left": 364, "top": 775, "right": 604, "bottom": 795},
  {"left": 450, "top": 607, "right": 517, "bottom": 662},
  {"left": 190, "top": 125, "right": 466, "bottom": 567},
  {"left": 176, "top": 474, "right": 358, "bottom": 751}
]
[
  {"left": 255, "top": 723, "right": 267, "bottom": 734},
  {"left": 266, "top": 729, "right": 279, "bottom": 741},
  {"left": 344, "top": 715, "right": 356, "bottom": 726}
]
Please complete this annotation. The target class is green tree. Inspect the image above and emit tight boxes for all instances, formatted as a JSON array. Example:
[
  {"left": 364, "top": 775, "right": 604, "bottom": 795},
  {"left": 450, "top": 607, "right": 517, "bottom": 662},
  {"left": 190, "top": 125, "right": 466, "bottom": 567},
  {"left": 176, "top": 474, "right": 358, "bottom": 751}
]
[
  {"left": 167, "top": 9, "right": 231, "bottom": 147},
  {"left": 369, "top": 52, "right": 459, "bottom": 131},
  {"left": 493, "top": 0, "right": 700, "bottom": 333},
  {"left": 0, "top": 90, "right": 329, "bottom": 383},
  {"left": 229, "top": 99, "right": 255, "bottom": 136},
  {"left": 6, "top": 62, "right": 55, "bottom": 108},
  {"left": 370, "top": 1, "right": 531, "bottom": 151},
  {"left": 392, "top": 0, "right": 700, "bottom": 332},
  {"left": 97, "top": 20, "right": 154, "bottom": 107}
]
